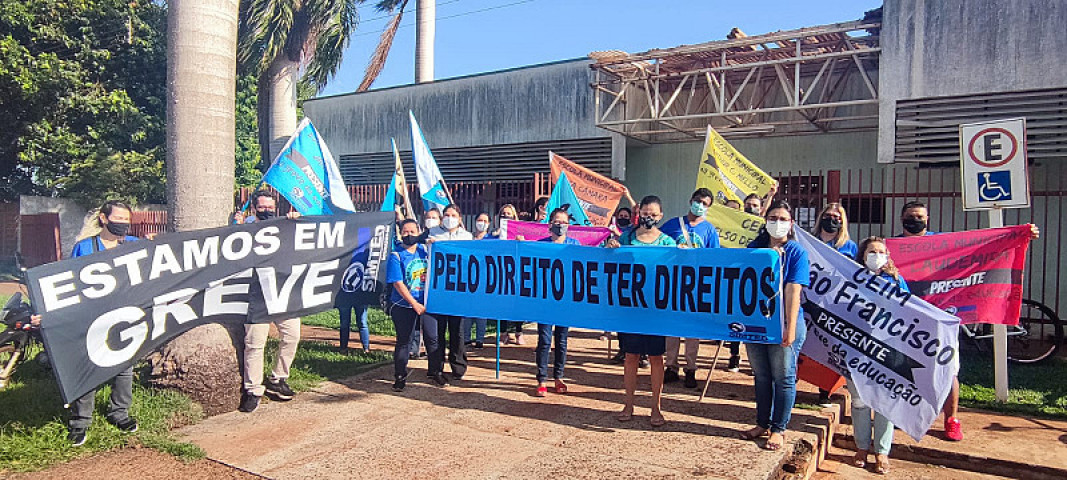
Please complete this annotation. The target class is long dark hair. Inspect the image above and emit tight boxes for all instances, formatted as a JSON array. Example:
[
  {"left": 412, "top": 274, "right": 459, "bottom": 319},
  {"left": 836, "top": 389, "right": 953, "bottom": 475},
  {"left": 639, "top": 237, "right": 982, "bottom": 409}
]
[{"left": 750, "top": 199, "right": 794, "bottom": 248}]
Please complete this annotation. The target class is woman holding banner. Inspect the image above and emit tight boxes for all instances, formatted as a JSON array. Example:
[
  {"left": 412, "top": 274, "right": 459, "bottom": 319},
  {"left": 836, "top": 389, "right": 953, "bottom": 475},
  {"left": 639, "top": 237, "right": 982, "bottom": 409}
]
[
  {"left": 532, "top": 208, "right": 582, "bottom": 397},
  {"left": 741, "top": 200, "right": 810, "bottom": 451},
  {"left": 811, "top": 203, "right": 858, "bottom": 406},
  {"left": 847, "top": 236, "right": 907, "bottom": 474},
  {"left": 606, "top": 195, "right": 677, "bottom": 427},
  {"left": 387, "top": 219, "right": 444, "bottom": 390},
  {"left": 427, "top": 204, "right": 474, "bottom": 381}
]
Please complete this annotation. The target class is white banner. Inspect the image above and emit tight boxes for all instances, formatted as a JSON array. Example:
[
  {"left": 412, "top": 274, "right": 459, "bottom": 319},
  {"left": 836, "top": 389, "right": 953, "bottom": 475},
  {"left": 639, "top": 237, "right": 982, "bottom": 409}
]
[{"left": 796, "top": 230, "right": 960, "bottom": 440}]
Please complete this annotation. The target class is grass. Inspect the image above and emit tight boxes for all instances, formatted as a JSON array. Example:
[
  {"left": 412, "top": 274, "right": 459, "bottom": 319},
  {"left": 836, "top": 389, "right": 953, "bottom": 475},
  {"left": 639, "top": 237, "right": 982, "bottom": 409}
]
[
  {"left": 0, "top": 344, "right": 205, "bottom": 473},
  {"left": 265, "top": 338, "right": 391, "bottom": 393},
  {"left": 958, "top": 350, "right": 1067, "bottom": 419},
  {"left": 300, "top": 307, "right": 499, "bottom": 339}
]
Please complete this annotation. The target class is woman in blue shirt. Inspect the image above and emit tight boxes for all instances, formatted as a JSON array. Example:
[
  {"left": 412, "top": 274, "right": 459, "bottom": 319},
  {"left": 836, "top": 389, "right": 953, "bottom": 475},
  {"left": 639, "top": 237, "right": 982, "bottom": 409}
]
[
  {"left": 848, "top": 236, "right": 908, "bottom": 474},
  {"left": 532, "top": 208, "right": 582, "bottom": 397},
  {"left": 812, "top": 202, "right": 858, "bottom": 259},
  {"left": 742, "top": 200, "right": 810, "bottom": 451},
  {"left": 606, "top": 195, "right": 677, "bottom": 427},
  {"left": 386, "top": 219, "right": 444, "bottom": 390}
]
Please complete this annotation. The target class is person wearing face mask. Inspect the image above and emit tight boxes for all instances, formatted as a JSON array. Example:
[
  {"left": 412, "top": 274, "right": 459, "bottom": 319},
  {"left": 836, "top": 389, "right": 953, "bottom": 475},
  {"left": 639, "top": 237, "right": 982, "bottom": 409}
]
[
  {"left": 528, "top": 208, "right": 583, "bottom": 397},
  {"left": 810, "top": 203, "right": 857, "bottom": 405},
  {"left": 532, "top": 196, "right": 550, "bottom": 223},
  {"left": 460, "top": 213, "right": 493, "bottom": 349},
  {"left": 387, "top": 219, "right": 445, "bottom": 390},
  {"left": 743, "top": 193, "right": 764, "bottom": 216},
  {"left": 606, "top": 196, "right": 677, "bottom": 427},
  {"left": 62, "top": 200, "right": 141, "bottom": 446},
  {"left": 489, "top": 204, "right": 518, "bottom": 240},
  {"left": 239, "top": 191, "right": 302, "bottom": 413},
  {"left": 845, "top": 236, "right": 907, "bottom": 474},
  {"left": 741, "top": 200, "right": 810, "bottom": 451},
  {"left": 426, "top": 204, "right": 473, "bottom": 382},
  {"left": 657, "top": 188, "right": 720, "bottom": 388},
  {"left": 491, "top": 204, "right": 528, "bottom": 343}
]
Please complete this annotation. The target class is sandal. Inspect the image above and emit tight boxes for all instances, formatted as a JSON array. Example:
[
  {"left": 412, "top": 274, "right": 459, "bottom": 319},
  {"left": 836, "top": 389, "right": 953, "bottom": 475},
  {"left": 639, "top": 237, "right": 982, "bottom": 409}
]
[
  {"left": 554, "top": 379, "right": 568, "bottom": 394},
  {"left": 852, "top": 450, "right": 868, "bottom": 468},
  {"left": 875, "top": 454, "right": 889, "bottom": 475},
  {"left": 650, "top": 414, "right": 666, "bottom": 427},
  {"left": 763, "top": 432, "right": 785, "bottom": 451},
  {"left": 739, "top": 427, "right": 769, "bottom": 441},
  {"left": 616, "top": 408, "right": 634, "bottom": 422}
]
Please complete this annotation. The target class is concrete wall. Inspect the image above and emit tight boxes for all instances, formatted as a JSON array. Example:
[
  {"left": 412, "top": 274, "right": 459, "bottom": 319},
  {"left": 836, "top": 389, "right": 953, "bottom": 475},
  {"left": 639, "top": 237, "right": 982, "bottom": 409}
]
[
  {"left": 303, "top": 59, "right": 606, "bottom": 157},
  {"left": 878, "top": 0, "right": 1067, "bottom": 162}
]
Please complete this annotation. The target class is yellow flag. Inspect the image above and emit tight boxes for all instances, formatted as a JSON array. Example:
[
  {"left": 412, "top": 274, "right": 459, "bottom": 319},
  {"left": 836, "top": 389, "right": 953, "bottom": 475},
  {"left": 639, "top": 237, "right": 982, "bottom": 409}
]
[
  {"left": 695, "top": 126, "right": 776, "bottom": 204},
  {"left": 706, "top": 203, "right": 765, "bottom": 249}
]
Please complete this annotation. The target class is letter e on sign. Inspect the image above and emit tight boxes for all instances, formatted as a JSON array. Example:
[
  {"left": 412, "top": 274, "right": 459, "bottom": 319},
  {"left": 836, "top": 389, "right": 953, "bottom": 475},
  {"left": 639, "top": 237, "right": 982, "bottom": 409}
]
[{"left": 959, "top": 118, "right": 1030, "bottom": 211}]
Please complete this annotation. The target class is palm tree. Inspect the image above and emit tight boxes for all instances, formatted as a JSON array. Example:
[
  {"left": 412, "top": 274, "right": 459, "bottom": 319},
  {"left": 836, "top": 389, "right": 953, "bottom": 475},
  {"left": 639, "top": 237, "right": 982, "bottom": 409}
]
[
  {"left": 157, "top": 0, "right": 244, "bottom": 414},
  {"left": 239, "top": 0, "right": 360, "bottom": 163}
]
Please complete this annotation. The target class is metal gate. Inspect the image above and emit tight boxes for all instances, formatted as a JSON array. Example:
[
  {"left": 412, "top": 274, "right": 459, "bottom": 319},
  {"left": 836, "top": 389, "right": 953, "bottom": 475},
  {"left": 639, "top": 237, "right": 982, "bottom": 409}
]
[{"left": 19, "top": 213, "right": 61, "bottom": 268}]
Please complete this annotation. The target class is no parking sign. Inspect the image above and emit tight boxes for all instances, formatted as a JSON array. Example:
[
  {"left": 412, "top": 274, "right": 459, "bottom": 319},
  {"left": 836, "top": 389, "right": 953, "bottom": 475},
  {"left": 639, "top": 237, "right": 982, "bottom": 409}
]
[{"left": 959, "top": 118, "right": 1031, "bottom": 210}]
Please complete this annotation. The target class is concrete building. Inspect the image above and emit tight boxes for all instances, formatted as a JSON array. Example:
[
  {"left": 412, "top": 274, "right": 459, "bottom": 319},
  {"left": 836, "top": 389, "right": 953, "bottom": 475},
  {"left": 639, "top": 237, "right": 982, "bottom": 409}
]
[{"left": 303, "top": 0, "right": 1066, "bottom": 310}]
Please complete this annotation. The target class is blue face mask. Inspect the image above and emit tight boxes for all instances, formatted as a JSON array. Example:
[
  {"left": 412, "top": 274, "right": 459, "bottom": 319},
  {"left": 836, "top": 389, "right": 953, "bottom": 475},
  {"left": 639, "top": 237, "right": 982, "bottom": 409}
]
[{"left": 690, "top": 201, "right": 708, "bottom": 217}]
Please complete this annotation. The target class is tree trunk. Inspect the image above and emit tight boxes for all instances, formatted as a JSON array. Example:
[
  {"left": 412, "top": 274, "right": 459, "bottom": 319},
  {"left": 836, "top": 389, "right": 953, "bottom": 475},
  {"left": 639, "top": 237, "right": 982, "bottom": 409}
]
[
  {"left": 262, "top": 55, "right": 299, "bottom": 164},
  {"left": 155, "top": 0, "right": 243, "bottom": 415}
]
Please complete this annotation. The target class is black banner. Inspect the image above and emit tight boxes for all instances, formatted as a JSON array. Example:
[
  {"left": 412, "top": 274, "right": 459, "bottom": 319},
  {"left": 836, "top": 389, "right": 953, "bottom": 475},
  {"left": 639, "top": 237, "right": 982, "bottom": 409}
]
[{"left": 27, "top": 213, "right": 394, "bottom": 404}]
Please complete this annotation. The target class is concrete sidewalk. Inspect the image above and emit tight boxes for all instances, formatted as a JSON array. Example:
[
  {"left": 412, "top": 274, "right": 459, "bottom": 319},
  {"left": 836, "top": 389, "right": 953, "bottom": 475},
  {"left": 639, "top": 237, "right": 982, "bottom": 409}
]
[{"left": 179, "top": 330, "right": 834, "bottom": 480}]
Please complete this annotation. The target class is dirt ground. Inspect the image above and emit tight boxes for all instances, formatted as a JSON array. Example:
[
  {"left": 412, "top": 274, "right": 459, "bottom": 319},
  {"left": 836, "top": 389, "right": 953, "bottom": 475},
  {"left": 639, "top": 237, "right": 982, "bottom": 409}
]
[{"left": 2, "top": 449, "right": 262, "bottom": 480}]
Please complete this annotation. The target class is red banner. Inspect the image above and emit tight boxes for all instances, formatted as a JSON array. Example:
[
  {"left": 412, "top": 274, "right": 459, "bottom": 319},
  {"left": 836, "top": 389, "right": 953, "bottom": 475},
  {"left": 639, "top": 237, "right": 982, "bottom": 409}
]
[{"left": 886, "top": 226, "right": 1031, "bottom": 325}]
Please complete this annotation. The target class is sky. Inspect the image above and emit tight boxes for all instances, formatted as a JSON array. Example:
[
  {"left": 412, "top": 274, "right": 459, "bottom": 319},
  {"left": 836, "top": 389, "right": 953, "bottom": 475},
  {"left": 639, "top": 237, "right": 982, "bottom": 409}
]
[{"left": 318, "top": 0, "right": 883, "bottom": 98}]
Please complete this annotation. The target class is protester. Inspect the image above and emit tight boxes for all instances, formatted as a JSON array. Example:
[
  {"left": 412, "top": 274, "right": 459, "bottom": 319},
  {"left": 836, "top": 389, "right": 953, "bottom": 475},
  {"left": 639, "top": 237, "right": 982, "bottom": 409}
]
[
  {"left": 897, "top": 200, "right": 1039, "bottom": 441},
  {"left": 658, "top": 188, "right": 720, "bottom": 388},
  {"left": 607, "top": 195, "right": 677, "bottom": 427},
  {"left": 849, "top": 236, "right": 906, "bottom": 474},
  {"left": 334, "top": 284, "right": 371, "bottom": 354},
  {"left": 387, "top": 219, "right": 444, "bottom": 390},
  {"left": 533, "top": 196, "right": 549, "bottom": 222},
  {"left": 608, "top": 206, "right": 645, "bottom": 363},
  {"left": 423, "top": 207, "right": 442, "bottom": 231},
  {"left": 741, "top": 200, "right": 809, "bottom": 450},
  {"left": 724, "top": 199, "right": 741, "bottom": 210},
  {"left": 527, "top": 208, "right": 583, "bottom": 397},
  {"left": 490, "top": 204, "right": 527, "bottom": 343},
  {"left": 743, "top": 193, "right": 763, "bottom": 216},
  {"left": 408, "top": 209, "right": 445, "bottom": 359},
  {"left": 471, "top": 212, "right": 492, "bottom": 240},
  {"left": 811, "top": 202, "right": 858, "bottom": 405},
  {"left": 62, "top": 200, "right": 141, "bottom": 446},
  {"left": 427, "top": 203, "right": 474, "bottom": 382},
  {"left": 723, "top": 199, "right": 755, "bottom": 372},
  {"left": 240, "top": 191, "right": 302, "bottom": 413}
]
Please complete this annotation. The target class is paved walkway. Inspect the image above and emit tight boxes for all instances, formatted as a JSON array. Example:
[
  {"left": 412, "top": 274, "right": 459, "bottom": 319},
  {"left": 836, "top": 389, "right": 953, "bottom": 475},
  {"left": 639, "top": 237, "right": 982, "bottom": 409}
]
[{"left": 179, "top": 330, "right": 832, "bottom": 480}]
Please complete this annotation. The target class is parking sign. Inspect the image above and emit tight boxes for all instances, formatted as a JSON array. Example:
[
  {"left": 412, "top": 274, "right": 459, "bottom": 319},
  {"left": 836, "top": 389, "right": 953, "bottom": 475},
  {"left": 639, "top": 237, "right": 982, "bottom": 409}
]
[{"left": 960, "top": 118, "right": 1030, "bottom": 210}]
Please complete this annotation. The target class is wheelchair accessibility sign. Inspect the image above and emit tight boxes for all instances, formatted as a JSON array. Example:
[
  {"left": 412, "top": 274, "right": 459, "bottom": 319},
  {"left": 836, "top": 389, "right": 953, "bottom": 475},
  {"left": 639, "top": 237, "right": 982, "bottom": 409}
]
[{"left": 960, "top": 118, "right": 1030, "bottom": 210}]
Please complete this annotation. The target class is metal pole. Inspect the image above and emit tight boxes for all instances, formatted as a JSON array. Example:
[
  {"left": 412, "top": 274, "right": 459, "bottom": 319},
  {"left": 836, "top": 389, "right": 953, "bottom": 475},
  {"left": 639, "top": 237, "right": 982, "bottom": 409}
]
[
  {"left": 989, "top": 208, "right": 1009, "bottom": 401},
  {"left": 495, "top": 319, "right": 501, "bottom": 379},
  {"left": 415, "top": 0, "right": 435, "bottom": 84}
]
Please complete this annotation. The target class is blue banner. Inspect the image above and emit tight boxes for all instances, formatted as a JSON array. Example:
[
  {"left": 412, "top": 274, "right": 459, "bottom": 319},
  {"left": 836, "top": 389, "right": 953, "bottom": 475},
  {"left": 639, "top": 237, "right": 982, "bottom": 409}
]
[{"left": 425, "top": 241, "right": 784, "bottom": 343}]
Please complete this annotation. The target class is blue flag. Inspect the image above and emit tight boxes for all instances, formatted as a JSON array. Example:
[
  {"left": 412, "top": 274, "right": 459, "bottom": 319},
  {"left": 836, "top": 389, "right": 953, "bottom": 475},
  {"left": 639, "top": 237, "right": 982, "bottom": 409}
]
[
  {"left": 410, "top": 112, "right": 449, "bottom": 210},
  {"left": 420, "top": 181, "right": 450, "bottom": 208},
  {"left": 381, "top": 173, "right": 398, "bottom": 213},
  {"left": 546, "top": 172, "right": 590, "bottom": 225},
  {"left": 262, "top": 119, "right": 355, "bottom": 215}
]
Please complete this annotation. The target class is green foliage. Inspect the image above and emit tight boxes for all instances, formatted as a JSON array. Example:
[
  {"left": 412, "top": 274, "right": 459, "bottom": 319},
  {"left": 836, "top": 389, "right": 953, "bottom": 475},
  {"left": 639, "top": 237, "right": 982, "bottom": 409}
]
[
  {"left": 302, "top": 307, "right": 397, "bottom": 337},
  {"left": 264, "top": 338, "right": 390, "bottom": 393},
  {"left": 958, "top": 351, "right": 1067, "bottom": 419},
  {"left": 235, "top": 74, "right": 263, "bottom": 187},
  {"left": 0, "top": 0, "right": 167, "bottom": 205}
]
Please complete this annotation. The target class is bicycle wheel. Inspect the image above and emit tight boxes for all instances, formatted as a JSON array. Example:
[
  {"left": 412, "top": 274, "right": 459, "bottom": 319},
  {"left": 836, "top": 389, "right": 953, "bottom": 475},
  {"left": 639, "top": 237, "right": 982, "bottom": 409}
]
[{"left": 1007, "top": 299, "right": 1063, "bottom": 364}]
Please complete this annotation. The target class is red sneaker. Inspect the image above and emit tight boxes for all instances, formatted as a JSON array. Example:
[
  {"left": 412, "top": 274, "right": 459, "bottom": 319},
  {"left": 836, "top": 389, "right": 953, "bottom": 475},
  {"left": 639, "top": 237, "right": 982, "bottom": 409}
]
[{"left": 944, "top": 417, "right": 963, "bottom": 441}]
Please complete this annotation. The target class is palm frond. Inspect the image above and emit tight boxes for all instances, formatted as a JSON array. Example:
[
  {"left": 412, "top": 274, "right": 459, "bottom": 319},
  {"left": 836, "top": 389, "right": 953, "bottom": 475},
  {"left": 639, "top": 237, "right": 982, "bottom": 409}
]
[{"left": 357, "top": 0, "right": 407, "bottom": 92}]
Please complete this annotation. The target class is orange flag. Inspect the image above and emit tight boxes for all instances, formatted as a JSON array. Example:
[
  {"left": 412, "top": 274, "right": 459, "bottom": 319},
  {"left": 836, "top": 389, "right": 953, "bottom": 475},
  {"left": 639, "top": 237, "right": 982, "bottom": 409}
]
[{"left": 549, "top": 152, "right": 626, "bottom": 226}]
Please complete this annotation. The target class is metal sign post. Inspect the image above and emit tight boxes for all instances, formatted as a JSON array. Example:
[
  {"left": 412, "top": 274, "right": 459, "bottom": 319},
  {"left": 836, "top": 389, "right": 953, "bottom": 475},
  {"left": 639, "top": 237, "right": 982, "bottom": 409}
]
[{"left": 960, "top": 118, "right": 1030, "bottom": 402}]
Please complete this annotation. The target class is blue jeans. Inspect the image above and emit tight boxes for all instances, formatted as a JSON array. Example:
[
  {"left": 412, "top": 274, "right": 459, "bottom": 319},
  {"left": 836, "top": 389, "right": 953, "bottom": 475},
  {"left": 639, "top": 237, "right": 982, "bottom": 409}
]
[
  {"left": 460, "top": 317, "right": 487, "bottom": 344},
  {"left": 746, "top": 318, "right": 806, "bottom": 433},
  {"left": 847, "top": 381, "right": 894, "bottom": 454},
  {"left": 535, "top": 324, "right": 569, "bottom": 382},
  {"left": 337, "top": 301, "right": 369, "bottom": 351}
]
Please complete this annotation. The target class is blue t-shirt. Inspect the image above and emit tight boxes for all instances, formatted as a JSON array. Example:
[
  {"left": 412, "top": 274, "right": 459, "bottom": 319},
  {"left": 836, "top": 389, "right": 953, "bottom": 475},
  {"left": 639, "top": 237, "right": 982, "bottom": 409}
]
[
  {"left": 876, "top": 272, "right": 910, "bottom": 293},
  {"left": 538, "top": 236, "right": 581, "bottom": 245},
  {"left": 748, "top": 238, "right": 811, "bottom": 330},
  {"left": 827, "top": 239, "right": 858, "bottom": 259},
  {"left": 71, "top": 235, "right": 139, "bottom": 258},
  {"left": 386, "top": 245, "right": 429, "bottom": 308},
  {"left": 659, "top": 216, "right": 720, "bottom": 248}
]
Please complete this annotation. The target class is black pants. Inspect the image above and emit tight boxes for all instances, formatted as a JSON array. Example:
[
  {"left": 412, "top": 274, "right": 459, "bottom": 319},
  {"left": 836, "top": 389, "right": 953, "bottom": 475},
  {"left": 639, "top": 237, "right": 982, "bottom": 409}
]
[
  {"left": 392, "top": 306, "right": 442, "bottom": 380},
  {"left": 434, "top": 313, "right": 468, "bottom": 378}
]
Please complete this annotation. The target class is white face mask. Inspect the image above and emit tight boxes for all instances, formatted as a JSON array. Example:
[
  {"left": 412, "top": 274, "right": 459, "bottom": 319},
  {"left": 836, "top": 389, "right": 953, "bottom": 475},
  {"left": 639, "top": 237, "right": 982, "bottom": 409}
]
[
  {"left": 474, "top": 221, "right": 490, "bottom": 232},
  {"left": 865, "top": 252, "right": 889, "bottom": 272},
  {"left": 765, "top": 220, "right": 791, "bottom": 239},
  {"left": 424, "top": 218, "right": 440, "bottom": 229},
  {"left": 442, "top": 216, "right": 460, "bottom": 230}
]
